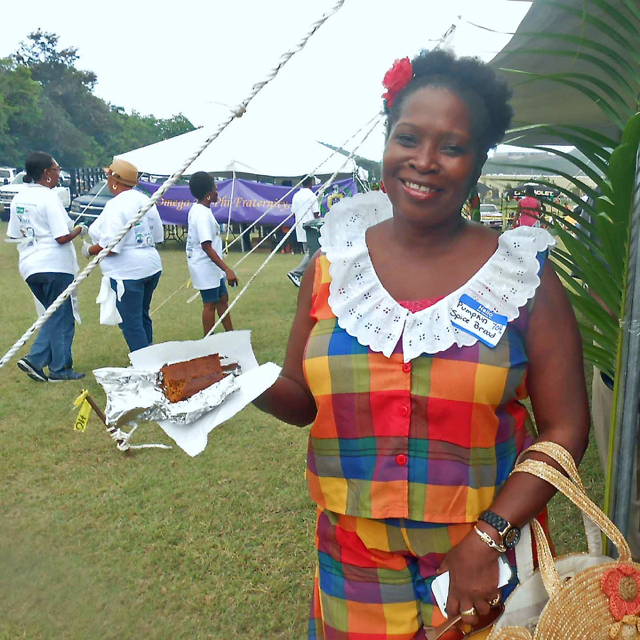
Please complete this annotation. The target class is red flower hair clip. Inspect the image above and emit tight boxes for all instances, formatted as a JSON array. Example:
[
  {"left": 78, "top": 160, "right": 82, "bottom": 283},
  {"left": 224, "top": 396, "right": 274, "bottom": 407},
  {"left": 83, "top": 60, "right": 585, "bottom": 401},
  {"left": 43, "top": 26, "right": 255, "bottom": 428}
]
[{"left": 382, "top": 57, "right": 413, "bottom": 108}]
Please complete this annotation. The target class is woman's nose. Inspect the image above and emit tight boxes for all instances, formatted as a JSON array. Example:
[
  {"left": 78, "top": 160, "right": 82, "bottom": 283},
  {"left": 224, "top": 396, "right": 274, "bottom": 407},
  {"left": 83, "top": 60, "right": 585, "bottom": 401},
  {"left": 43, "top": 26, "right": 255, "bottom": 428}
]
[{"left": 409, "top": 144, "right": 439, "bottom": 173}]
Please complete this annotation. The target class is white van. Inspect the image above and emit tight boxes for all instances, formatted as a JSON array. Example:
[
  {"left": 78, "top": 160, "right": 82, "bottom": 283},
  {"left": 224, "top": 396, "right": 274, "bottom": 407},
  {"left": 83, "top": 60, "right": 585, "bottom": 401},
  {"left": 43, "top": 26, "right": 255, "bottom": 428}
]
[
  {"left": 0, "top": 171, "right": 71, "bottom": 215},
  {"left": 0, "top": 167, "right": 18, "bottom": 185}
]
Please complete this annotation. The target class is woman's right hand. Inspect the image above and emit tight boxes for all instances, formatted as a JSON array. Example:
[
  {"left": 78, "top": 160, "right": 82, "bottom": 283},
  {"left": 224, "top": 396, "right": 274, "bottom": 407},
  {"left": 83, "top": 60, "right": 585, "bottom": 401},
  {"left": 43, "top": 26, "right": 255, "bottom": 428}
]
[{"left": 226, "top": 268, "right": 238, "bottom": 287}]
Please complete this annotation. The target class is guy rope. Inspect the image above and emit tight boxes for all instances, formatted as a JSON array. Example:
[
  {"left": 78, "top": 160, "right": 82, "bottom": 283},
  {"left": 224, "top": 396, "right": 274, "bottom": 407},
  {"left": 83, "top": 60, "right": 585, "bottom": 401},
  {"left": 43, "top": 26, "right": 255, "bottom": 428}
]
[{"left": 0, "top": 0, "right": 346, "bottom": 370}]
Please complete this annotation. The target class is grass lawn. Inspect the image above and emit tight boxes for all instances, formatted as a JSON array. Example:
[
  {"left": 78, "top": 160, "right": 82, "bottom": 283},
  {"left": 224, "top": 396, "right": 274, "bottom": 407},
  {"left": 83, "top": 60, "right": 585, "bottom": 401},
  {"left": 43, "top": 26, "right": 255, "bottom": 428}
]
[{"left": 0, "top": 221, "right": 603, "bottom": 639}]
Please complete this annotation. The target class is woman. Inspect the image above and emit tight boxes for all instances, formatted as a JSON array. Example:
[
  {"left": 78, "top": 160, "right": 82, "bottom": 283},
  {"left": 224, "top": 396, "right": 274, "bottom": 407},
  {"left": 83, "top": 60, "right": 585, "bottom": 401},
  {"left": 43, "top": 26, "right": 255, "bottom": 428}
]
[
  {"left": 254, "top": 50, "right": 590, "bottom": 638},
  {"left": 185, "top": 171, "right": 238, "bottom": 335},
  {"left": 85, "top": 159, "right": 164, "bottom": 352},
  {"left": 514, "top": 185, "right": 543, "bottom": 227},
  {"left": 7, "top": 151, "right": 86, "bottom": 382}
]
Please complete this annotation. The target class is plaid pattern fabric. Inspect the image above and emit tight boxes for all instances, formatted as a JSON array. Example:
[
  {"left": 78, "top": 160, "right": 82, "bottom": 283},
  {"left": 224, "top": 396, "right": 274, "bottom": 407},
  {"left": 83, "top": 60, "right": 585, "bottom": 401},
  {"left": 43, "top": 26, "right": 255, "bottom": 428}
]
[
  {"left": 308, "top": 509, "right": 521, "bottom": 639},
  {"left": 303, "top": 255, "right": 540, "bottom": 523}
]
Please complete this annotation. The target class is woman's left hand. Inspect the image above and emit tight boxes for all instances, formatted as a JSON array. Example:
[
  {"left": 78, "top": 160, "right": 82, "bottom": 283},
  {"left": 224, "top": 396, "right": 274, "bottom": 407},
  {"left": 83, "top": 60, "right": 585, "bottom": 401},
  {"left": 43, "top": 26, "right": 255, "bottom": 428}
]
[{"left": 438, "top": 528, "right": 502, "bottom": 627}]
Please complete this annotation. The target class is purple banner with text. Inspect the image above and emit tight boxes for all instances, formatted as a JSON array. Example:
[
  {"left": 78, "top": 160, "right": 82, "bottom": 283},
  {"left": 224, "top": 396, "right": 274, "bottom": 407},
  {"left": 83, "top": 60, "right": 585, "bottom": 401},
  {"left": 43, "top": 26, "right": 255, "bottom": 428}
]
[{"left": 138, "top": 177, "right": 358, "bottom": 226}]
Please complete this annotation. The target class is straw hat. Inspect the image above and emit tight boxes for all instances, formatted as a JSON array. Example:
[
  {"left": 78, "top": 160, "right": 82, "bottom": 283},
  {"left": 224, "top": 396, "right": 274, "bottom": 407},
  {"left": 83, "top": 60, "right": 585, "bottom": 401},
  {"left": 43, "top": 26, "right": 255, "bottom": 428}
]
[{"left": 104, "top": 159, "right": 138, "bottom": 187}]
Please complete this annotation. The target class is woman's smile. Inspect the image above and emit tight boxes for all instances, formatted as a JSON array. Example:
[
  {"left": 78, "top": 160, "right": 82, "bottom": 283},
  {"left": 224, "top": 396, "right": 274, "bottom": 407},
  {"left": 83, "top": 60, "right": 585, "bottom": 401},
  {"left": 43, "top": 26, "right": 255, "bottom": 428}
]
[{"left": 400, "top": 178, "right": 443, "bottom": 201}]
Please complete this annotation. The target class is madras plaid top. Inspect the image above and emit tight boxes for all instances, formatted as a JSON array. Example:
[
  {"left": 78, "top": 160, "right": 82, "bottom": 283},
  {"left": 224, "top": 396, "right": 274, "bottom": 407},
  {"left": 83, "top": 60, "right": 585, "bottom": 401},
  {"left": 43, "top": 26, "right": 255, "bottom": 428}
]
[{"left": 303, "top": 254, "right": 540, "bottom": 523}]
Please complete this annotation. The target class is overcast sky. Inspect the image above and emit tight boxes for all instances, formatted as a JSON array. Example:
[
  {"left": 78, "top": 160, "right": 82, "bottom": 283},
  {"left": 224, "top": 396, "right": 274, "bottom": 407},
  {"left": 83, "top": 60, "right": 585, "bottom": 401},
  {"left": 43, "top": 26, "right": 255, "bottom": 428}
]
[{"left": 3, "top": 0, "right": 532, "bottom": 162}]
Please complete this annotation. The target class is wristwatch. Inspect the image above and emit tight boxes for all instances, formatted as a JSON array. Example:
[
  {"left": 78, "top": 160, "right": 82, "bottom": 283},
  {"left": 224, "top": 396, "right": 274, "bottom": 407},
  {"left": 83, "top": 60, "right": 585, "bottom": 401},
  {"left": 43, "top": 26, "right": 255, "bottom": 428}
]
[{"left": 478, "top": 510, "right": 522, "bottom": 549}]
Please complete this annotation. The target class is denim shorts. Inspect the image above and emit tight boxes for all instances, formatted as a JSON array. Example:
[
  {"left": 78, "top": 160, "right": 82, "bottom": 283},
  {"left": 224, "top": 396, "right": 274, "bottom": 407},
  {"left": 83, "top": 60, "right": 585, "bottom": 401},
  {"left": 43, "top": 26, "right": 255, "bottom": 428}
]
[{"left": 200, "top": 278, "right": 228, "bottom": 303}]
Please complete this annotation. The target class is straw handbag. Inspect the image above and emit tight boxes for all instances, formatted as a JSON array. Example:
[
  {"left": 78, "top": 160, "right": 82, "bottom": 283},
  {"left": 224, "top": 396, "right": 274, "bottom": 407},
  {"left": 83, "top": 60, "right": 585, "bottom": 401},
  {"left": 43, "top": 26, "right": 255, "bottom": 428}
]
[{"left": 487, "top": 442, "right": 640, "bottom": 639}]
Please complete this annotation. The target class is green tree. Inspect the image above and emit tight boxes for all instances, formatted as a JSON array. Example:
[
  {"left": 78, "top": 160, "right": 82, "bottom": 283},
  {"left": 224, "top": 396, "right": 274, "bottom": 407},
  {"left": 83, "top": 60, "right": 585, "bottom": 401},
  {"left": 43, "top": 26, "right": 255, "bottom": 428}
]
[
  {"left": 0, "top": 58, "right": 43, "bottom": 166},
  {"left": 0, "top": 30, "right": 196, "bottom": 168}
]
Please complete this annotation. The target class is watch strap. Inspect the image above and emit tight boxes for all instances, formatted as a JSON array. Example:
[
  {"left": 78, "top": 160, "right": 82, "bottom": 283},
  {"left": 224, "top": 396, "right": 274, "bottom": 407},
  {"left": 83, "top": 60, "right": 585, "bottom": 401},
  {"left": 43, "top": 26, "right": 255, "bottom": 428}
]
[{"left": 479, "top": 510, "right": 510, "bottom": 535}]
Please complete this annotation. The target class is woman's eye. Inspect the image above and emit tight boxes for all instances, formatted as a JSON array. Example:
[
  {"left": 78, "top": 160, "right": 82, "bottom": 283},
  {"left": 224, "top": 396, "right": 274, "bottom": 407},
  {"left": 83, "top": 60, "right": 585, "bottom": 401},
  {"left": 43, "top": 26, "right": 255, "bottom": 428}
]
[{"left": 396, "top": 134, "right": 416, "bottom": 146}]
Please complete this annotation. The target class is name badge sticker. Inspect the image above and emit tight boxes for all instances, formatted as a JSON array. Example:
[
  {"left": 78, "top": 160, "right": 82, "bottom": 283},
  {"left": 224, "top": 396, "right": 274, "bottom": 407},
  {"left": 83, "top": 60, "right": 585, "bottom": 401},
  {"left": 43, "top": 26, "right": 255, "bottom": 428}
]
[{"left": 450, "top": 294, "right": 508, "bottom": 348}]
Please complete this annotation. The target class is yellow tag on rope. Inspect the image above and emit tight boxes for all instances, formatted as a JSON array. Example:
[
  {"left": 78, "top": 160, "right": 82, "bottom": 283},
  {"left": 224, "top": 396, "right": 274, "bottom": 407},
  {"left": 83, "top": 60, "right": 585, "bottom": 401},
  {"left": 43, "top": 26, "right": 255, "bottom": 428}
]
[
  {"left": 73, "top": 389, "right": 89, "bottom": 407},
  {"left": 186, "top": 279, "right": 192, "bottom": 289},
  {"left": 73, "top": 390, "right": 92, "bottom": 432}
]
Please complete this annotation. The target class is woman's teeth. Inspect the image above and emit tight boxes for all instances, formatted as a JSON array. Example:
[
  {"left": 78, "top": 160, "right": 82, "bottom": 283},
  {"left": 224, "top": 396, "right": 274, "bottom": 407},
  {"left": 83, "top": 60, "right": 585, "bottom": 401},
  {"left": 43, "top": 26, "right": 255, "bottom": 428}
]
[{"left": 405, "top": 181, "right": 437, "bottom": 193}]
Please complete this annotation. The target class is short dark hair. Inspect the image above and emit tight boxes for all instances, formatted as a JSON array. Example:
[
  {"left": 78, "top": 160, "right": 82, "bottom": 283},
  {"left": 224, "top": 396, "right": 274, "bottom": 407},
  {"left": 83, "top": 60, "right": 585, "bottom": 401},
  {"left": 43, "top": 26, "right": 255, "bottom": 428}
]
[
  {"left": 301, "top": 176, "right": 314, "bottom": 188},
  {"left": 384, "top": 49, "right": 513, "bottom": 157},
  {"left": 189, "top": 171, "right": 215, "bottom": 200},
  {"left": 525, "top": 185, "right": 535, "bottom": 196},
  {"left": 24, "top": 151, "right": 55, "bottom": 184}
]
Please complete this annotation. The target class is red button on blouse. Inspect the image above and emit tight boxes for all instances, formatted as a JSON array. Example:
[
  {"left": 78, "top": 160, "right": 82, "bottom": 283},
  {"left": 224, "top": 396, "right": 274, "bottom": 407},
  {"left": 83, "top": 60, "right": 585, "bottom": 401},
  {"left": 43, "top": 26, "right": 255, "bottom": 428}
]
[
  {"left": 396, "top": 454, "right": 408, "bottom": 466},
  {"left": 399, "top": 405, "right": 410, "bottom": 417},
  {"left": 402, "top": 363, "right": 412, "bottom": 373}
]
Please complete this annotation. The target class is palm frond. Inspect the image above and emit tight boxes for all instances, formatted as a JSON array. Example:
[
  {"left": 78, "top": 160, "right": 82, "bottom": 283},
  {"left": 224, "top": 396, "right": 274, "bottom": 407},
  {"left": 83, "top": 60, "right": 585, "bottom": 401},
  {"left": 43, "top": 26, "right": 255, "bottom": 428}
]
[
  {"left": 543, "top": 1, "right": 640, "bottom": 65},
  {"left": 504, "top": 49, "right": 637, "bottom": 102},
  {"left": 501, "top": 69, "right": 629, "bottom": 126},
  {"left": 515, "top": 32, "right": 638, "bottom": 78}
]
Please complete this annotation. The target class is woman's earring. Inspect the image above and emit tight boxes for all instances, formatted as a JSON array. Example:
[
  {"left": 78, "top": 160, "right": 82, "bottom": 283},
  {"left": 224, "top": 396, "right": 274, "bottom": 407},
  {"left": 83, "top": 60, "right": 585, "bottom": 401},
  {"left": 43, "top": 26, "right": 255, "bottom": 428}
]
[{"left": 46, "top": 177, "right": 52, "bottom": 183}]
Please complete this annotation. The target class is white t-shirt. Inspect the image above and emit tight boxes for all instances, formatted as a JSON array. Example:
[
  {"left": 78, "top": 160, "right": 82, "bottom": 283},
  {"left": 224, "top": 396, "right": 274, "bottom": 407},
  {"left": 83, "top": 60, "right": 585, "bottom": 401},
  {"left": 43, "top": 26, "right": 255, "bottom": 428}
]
[
  {"left": 186, "top": 203, "right": 224, "bottom": 290},
  {"left": 7, "top": 183, "right": 78, "bottom": 280},
  {"left": 291, "top": 187, "right": 319, "bottom": 243},
  {"left": 96, "top": 189, "right": 164, "bottom": 280}
]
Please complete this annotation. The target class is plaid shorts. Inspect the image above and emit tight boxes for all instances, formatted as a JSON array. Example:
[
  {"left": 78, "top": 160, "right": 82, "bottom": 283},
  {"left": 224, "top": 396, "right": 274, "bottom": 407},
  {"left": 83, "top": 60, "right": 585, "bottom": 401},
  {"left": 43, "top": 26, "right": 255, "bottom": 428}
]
[{"left": 308, "top": 509, "right": 519, "bottom": 640}]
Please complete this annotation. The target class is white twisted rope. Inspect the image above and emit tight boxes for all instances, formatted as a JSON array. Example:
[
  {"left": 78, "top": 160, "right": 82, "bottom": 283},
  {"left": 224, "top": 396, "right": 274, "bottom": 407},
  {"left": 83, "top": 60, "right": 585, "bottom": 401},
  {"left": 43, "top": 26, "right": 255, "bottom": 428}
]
[
  {"left": 72, "top": 180, "right": 107, "bottom": 225},
  {"left": 204, "top": 113, "right": 382, "bottom": 337},
  {"left": 169, "top": 112, "right": 381, "bottom": 307},
  {"left": 149, "top": 280, "right": 190, "bottom": 317},
  {"left": 221, "top": 112, "right": 380, "bottom": 256},
  {"left": 184, "top": 113, "right": 381, "bottom": 306},
  {"left": 0, "top": 0, "right": 345, "bottom": 371},
  {"left": 109, "top": 423, "right": 172, "bottom": 452}
]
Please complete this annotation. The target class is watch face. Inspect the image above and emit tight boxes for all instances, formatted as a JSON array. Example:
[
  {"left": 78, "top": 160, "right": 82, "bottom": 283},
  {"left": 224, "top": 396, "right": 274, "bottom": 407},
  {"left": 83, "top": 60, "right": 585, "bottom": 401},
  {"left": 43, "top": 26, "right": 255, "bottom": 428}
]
[{"left": 504, "top": 527, "right": 521, "bottom": 548}]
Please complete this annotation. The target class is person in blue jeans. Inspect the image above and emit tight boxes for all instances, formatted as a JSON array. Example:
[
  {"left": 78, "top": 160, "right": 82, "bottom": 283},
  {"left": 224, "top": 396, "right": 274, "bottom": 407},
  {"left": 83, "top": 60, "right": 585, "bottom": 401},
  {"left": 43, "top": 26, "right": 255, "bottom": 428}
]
[
  {"left": 7, "top": 151, "right": 86, "bottom": 382},
  {"left": 85, "top": 159, "right": 164, "bottom": 353}
]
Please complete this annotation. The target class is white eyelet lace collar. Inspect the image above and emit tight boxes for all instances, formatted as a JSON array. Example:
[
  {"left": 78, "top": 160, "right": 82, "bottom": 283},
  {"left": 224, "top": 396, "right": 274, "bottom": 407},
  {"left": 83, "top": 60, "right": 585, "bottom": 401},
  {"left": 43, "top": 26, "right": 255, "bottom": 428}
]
[{"left": 318, "top": 191, "right": 555, "bottom": 361}]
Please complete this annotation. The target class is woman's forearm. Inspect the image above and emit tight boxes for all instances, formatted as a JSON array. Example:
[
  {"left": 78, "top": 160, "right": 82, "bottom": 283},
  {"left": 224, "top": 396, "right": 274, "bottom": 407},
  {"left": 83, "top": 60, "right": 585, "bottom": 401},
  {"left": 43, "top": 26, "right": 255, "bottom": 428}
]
[
  {"left": 55, "top": 227, "right": 82, "bottom": 244},
  {"left": 253, "top": 375, "right": 317, "bottom": 426},
  {"left": 479, "top": 425, "right": 589, "bottom": 542}
]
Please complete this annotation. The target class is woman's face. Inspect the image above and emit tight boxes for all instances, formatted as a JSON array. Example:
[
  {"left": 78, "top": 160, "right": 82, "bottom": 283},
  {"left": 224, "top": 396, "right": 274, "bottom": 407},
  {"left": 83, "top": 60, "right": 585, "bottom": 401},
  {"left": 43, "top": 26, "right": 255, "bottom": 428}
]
[
  {"left": 44, "top": 159, "right": 61, "bottom": 188},
  {"left": 382, "top": 86, "right": 482, "bottom": 228}
]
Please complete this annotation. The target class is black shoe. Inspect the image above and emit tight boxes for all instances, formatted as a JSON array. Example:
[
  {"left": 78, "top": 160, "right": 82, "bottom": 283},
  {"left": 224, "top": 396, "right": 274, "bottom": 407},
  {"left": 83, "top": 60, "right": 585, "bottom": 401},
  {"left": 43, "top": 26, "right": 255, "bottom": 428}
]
[
  {"left": 287, "top": 272, "right": 301, "bottom": 288},
  {"left": 48, "top": 370, "right": 86, "bottom": 382},
  {"left": 17, "top": 358, "right": 48, "bottom": 382}
]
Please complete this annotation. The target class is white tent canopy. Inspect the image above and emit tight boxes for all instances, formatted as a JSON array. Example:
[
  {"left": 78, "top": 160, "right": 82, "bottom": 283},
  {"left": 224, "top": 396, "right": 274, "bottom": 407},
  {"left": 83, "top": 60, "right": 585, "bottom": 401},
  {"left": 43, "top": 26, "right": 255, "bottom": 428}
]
[
  {"left": 491, "top": 0, "right": 638, "bottom": 145},
  {"left": 116, "top": 120, "right": 360, "bottom": 180}
]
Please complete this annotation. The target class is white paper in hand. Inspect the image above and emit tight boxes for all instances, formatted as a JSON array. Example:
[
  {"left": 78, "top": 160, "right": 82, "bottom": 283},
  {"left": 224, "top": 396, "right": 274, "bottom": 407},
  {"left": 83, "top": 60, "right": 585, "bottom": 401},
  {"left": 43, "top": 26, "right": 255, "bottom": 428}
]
[
  {"left": 431, "top": 555, "right": 512, "bottom": 618},
  {"left": 98, "top": 330, "right": 280, "bottom": 457}
]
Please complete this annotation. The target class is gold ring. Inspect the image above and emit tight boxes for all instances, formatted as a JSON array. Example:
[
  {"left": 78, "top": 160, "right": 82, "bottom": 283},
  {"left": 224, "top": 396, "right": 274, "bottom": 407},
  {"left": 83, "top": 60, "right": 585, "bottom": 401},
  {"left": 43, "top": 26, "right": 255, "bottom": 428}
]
[
  {"left": 489, "top": 595, "right": 501, "bottom": 607},
  {"left": 460, "top": 607, "right": 477, "bottom": 617}
]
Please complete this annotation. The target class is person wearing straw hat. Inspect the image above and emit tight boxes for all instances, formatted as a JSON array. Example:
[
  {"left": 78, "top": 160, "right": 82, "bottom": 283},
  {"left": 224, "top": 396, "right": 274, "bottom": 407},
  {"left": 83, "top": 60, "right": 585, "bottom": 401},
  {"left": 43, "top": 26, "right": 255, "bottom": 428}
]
[
  {"left": 84, "top": 159, "right": 164, "bottom": 352},
  {"left": 7, "top": 151, "right": 87, "bottom": 382}
]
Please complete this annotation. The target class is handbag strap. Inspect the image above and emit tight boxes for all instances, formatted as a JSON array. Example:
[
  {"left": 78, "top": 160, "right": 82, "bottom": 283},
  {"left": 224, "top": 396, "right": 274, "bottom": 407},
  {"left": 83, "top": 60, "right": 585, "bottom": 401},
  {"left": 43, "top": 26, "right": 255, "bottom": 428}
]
[
  {"left": 530, "top": 518, "right": 562, "bottom": 597},
  {"left": 517, "top": 442, "right": 602, "bottom": 556},
  {"left": 513, "top": 459, "right": 631, "bottom": 562},
  {"left": 517, "top": 441, "right": 584, "bottom": 489}
]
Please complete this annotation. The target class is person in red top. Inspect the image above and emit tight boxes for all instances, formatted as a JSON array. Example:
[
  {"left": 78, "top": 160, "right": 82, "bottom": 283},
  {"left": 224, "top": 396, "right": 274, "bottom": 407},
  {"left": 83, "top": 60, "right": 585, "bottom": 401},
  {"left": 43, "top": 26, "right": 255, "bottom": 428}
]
[
  {"left": 515, "top": 186, "right": 543, "bottom": 227},
  {"left": 254, "top": 50, "right": 589, "bottom": 639}
]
